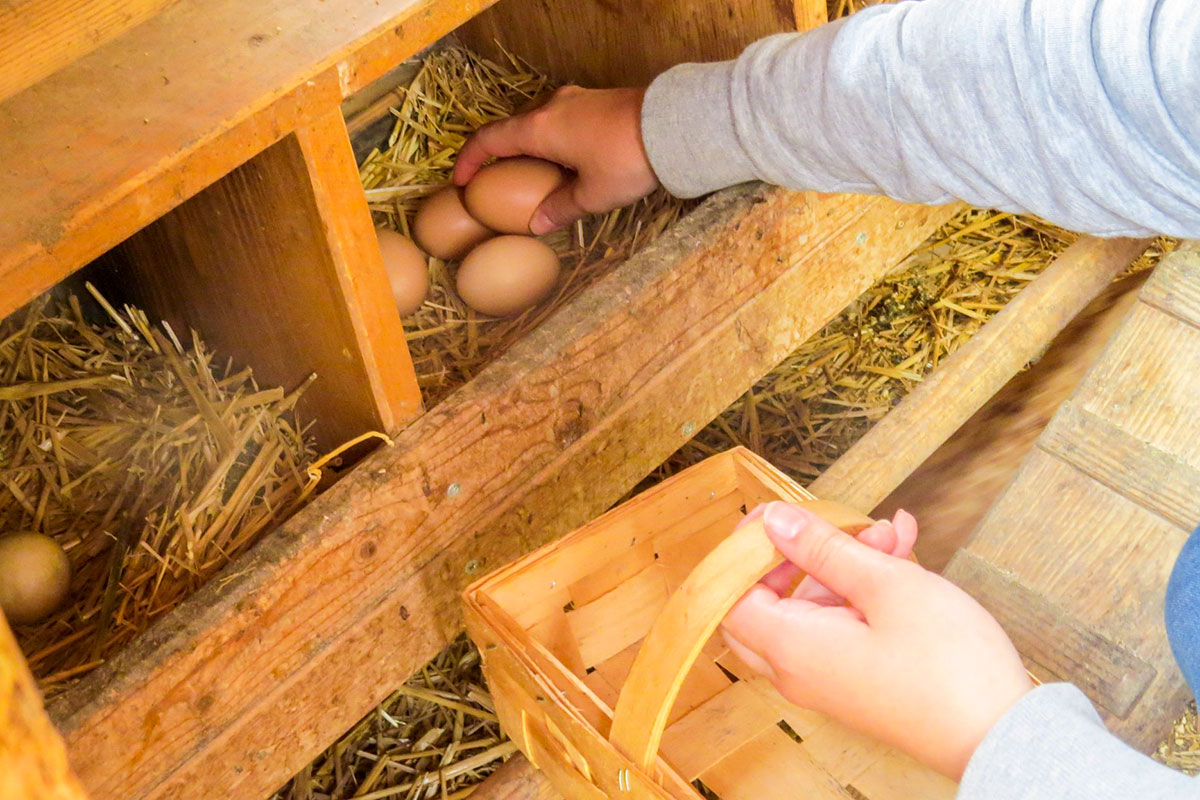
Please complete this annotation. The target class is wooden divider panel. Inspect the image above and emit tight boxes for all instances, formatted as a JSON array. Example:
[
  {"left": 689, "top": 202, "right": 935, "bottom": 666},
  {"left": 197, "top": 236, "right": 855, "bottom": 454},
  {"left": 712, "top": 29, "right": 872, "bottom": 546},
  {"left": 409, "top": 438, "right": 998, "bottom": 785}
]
[
  {"left": 95, "top": 109, "right": 419, "bottom": 448},
  {"left": 460, "top": 0, "right": 827, "bottom": 86},
  {"left": 1, "top": 615, "right": 89, "bottom": 800}
]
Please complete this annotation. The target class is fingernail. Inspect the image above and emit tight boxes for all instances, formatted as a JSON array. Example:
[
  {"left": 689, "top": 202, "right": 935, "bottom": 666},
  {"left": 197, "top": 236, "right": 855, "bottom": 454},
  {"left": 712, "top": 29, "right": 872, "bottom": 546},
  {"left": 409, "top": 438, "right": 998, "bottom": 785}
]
[
  {"left": 529, "top": 211, "right": 554, "bottom": 235},
  {"left": 763, "top": 503, "right": 810, "bottom": 540}
]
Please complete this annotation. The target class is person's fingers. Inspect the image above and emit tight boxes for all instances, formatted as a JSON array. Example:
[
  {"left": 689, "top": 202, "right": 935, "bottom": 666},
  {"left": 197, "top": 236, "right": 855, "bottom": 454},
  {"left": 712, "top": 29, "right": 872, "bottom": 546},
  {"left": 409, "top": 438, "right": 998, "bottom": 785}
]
[
  {"left": 762, "top": 561, "right": 804, "bottom": 596},
  {"left": 890, "top": 508, "right": 918, "bottom": 559},
  {"left": 856, "top": 519, "right": 898, "bottom": 555},
  {"left": 723, "top": 585, "right": 870, "bottom": 678},
  {"left": 792, "top": 520, "right": 895, "bottom": 604},
  {"left": 721, "top": 629, "right": 776, "bottom": 680},
  {"left": 452, "top": 117, "right": 540, "bottom": 185},
  {"left": 530, "top": 181, "right": 590, "bottom": 234},
  {"left": 760, "top": 502, "right": 900, "bottom": 613},
  {"left": 720, "top": 584, "right": 790, "bottom": 658}
]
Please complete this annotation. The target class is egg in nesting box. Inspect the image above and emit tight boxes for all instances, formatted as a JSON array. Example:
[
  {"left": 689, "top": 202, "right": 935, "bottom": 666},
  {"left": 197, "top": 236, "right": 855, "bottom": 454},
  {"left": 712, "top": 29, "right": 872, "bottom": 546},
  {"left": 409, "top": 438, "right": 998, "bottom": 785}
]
[
  {"left": 0, "top": 532, "right": 72, "bottom": 625},
  {"left": 456, "top": 235, "right": 561, "bottom": 317},
  {"left": 413, "top": 186, "right": 494, "bottom": 260},
  {"left": 376, "top": 228, "right": 429, "bottom": 316},
  {"left": 464, "top": 157, "right": 567, "bottom": 234}
]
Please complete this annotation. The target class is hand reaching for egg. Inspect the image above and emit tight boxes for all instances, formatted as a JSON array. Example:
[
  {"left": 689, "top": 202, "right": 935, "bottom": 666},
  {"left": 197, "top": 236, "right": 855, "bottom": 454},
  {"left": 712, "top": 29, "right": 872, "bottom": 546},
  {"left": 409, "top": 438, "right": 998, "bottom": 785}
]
[{"left": 452, "top": 86, "right": 658, "bottom": 234}]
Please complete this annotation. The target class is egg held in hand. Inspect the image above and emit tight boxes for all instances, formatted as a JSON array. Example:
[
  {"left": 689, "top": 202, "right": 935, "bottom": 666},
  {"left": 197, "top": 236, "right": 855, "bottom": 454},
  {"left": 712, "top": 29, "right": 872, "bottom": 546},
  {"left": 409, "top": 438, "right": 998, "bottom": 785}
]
[
  {"left": 376, "top": 228, "right": 429, "bottom": 316},
  {"left": 413, "top": 186, "right": 494, "bottom": 260},
  {"left": 0, "top": 532, "right": 72, "bottom": 625},
  {"left": 464, "top": 157, "right": 567, "bottom": 234},
  {"left": 456, "top": 236, "right": 561, "bottom": 317}
]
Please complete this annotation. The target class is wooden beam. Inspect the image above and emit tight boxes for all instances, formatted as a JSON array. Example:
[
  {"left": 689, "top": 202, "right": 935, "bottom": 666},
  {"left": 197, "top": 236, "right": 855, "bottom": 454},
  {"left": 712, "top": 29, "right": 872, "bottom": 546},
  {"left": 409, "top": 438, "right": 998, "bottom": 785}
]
[
  {"left": 793, "top": 0, "right": 830, "bottom": 31},
  {"left": 459, "top": 0, "right": 807, "bottom": 87},
  {"left": 876, "top": 271, "right": 1146, "bottom": 572},
  {"left": 467, "top": 754, "right": 560, "bottom": 800},
  {"left": 0, "top": 0, "right": 499, "bottom": 322},
  {"left": 810, "top": 235, "right": 1151, "bottom": 511},
  {"left": 48, "top": 187, "right": 956, "bottom": 800},
  {"left": 1, "top": 614, "right": 88, "bottom": 800},
  {"left": 0, "top": 0, "right": 178, "bottom": 105},
  {"left": 96, "top": 109, "right": 420, "bottom": 447}
]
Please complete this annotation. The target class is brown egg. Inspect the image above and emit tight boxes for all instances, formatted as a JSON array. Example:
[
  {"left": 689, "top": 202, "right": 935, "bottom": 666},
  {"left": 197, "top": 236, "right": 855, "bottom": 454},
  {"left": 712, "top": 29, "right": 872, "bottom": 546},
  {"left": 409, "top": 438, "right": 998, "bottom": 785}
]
[
  {"left": 0, "top": 533, "right": 71, "bottom": 625},
  {"left": 413, "top": 186, "right": 494, "bottom": 260},
  {"left": 376, "top": 228, "right": 429, "bottom": 316},
  {"left": 456, "top": 236, "right": 561, "bottom": 317},
  {"left": 464, "top": 157, "right": 568, "bottom": 234}
]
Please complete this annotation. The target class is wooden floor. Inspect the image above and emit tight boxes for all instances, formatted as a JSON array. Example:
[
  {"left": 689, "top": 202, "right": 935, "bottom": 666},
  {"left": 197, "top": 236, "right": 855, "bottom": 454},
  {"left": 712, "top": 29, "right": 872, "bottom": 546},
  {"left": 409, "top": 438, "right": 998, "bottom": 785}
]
[{"left": 946, "top": 241, "right": 1200, "bottom": 751}]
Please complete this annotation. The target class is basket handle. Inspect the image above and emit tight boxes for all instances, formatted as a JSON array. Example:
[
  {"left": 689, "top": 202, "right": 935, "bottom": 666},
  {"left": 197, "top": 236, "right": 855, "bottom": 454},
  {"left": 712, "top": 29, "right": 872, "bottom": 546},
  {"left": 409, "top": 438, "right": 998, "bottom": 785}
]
[{"left": 607, "top": 499, "right": 875, "bottom": 771}]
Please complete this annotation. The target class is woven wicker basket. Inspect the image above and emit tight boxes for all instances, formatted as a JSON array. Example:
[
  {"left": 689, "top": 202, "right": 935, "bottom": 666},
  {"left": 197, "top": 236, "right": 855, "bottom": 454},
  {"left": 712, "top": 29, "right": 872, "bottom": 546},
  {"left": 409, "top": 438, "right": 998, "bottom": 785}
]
[{"left": 463, "top": 447, "right": 956, "bottom": 800}]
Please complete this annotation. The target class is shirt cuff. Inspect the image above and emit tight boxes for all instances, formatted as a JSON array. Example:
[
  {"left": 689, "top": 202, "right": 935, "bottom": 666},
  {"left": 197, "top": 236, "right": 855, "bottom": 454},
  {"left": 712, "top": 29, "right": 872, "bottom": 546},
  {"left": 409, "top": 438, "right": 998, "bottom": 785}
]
[
  {"left": 640, "top": 60, "right": 759, "bottom": 198},
  {"left": 959, "top": 683, "right": 1194, "bottom": 800}
]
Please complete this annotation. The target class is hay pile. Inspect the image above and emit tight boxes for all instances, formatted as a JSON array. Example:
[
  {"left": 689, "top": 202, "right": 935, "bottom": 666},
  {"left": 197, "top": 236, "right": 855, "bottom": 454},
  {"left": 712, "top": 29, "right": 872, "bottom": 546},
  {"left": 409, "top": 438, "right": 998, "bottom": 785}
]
[
  {"left": 360, "top": 46, "right": 690, "bottom": 405},
  {"left": 2, "top": 290, "right": 317, "bottom": 694},
  {"left": 272, "top": 635, "right": 511, "bottom": 800},
  {"left": 1160, "top": 704, "right": 1200, "bottom": 775}
]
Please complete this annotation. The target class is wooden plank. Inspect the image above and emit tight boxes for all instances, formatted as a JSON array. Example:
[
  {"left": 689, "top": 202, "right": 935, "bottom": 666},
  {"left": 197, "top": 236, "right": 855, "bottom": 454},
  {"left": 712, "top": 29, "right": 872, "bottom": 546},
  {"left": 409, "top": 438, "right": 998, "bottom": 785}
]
[
  {"left": 568, "top": 564, "right": 669, "bottom": 668},
  {"left": 0, "top": 0, "right": 498, "bottom": 321},
  {"left": 793, "top": 0, "right": 830, "bottom": 31},
  {"left": 1040, "top": 400, "right": 1200, "bottom": 531},
  {"left": 965, "top": 450, "right": 1185, "bottom": 655},
  {"left": 848, "top": 748, "right": 957, "bottom": 800},
  {"left": 876, "top": 272, "right": 1146, "bottom": 571},
  {"left": 96, "top": 109, "right": 420, "bottom": 449},
  {"left": 660, "top": 680, "right": 779, "bottom": 781},
  {"left": 1073, "top": 301, "right": 1200, "bottom": 466},
  {"left": 463, "top": 754, "right": 562, "bottom": 800},
  {"left": 0, "top": 0, "right": 178, "bottom": 105},
  {"left": 460, "top": 0, "right": 801, "bottom": 87},
  {"left": 943, "top": 550, "right": 1158, "bottom": 718},
  {"left": 700, "top": 726, "right": 852, "bottom": 800},
  {"left": 1140, "top": 240, "right": 1200, "bottom": 327},
  {"left": 800, "top": 721, "right": 889, "bottom": 787},
  {"left": 48, "top": 187, "right": 955, "bottom": 800},
  {"left": 811, "top": 235, "right": 1150, "bottom": 512},
  {"left": 1, "top": 614, "right": 89, "bottom": 800},
  {"left": 942, "top": 251, "right": 1200, "bottom": 748}
]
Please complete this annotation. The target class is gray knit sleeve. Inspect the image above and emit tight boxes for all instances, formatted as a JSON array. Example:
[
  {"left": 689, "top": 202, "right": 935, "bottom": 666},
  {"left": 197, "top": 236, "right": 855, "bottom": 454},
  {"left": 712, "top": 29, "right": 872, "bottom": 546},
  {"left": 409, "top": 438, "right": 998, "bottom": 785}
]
[
  {"left": 640, "top": 0, "right": 1200, "bottom": 238},
  {"left": 958, "top": 683, "right": 1195, "bottom": 799}
]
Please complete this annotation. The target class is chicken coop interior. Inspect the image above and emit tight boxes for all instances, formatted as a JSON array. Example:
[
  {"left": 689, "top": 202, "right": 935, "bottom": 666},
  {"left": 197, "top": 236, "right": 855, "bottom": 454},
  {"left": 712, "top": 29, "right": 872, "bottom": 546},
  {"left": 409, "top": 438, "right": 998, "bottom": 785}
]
[{"left": 2, "top": 0, "right": 1199, "bottom": 798}]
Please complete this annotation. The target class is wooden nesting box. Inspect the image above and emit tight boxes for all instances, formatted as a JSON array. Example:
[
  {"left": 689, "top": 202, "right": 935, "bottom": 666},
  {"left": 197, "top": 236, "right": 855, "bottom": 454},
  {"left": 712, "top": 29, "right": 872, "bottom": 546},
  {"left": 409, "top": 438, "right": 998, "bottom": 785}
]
[
  {"left": 464, "top": 447, "right": 924, "bottom": 800},
  {"left": 5, "top": 0, "right": 1188, "bottom": 796}
]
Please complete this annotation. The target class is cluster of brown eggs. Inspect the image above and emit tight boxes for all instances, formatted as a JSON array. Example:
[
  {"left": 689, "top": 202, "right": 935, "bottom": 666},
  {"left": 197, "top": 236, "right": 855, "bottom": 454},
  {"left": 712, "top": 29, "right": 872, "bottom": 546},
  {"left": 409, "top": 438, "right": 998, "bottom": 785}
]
[{"left": 378, "top": 157, "right": 568, "bottom": 318}]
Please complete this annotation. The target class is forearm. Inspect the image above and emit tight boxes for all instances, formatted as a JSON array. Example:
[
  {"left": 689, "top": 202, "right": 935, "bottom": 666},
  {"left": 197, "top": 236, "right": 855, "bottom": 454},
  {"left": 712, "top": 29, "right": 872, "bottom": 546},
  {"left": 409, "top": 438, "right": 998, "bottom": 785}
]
[
  {"left": 959, "top": 684, "right": 1195, "bottom": 799},
  {"left": 641, "top": 0, "right": 1200, "bottom": 238}
]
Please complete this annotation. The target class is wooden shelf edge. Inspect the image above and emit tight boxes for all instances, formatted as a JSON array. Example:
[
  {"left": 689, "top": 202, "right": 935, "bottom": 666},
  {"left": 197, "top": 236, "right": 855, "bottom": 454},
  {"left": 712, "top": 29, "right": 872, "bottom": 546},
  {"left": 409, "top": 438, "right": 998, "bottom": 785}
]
[{"left": 0, "top": 0, "right": 499, "bottom": 322}]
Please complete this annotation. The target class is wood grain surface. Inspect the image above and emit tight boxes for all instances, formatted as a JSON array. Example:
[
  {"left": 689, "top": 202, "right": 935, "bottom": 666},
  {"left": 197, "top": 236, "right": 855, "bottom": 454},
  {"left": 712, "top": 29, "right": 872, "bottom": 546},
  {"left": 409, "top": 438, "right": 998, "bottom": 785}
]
[
  {"left": 48, "top": 187, "right": 954, "bottom": 800},
  {"left": 97, "top": 110, "right": 420, "bottom": 448},
  {"left": 0, "top": 0, "right": 497, "bottom": 321},
  {"left": 1, "top": 614, "right": 89, "bottom": 800},
  {"left": 460, "top": 0, "right": 826, "bottom": 87},
  {"left": 0, "top": 0, "right": 178, "bottom": 104},
  {"left": 946, "top": 241, "right": 1200, "bottom": 750}
]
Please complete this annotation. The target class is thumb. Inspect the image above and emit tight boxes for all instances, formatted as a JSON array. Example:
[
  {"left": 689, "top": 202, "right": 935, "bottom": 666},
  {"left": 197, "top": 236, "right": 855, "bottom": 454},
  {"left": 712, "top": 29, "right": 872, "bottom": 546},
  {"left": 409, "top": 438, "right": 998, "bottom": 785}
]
[
  {"left": 761, "top": 501, "right": 898, "bottom": 615},
  {"left": 530, "top": 181, "right": 588, "bottom": 235}
]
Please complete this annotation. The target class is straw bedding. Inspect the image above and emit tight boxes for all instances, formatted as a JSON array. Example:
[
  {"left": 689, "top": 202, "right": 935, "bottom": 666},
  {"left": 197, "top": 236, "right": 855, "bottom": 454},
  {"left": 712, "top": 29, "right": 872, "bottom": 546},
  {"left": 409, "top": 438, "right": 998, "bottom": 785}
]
[{"left": 2, "top": 290, "right": 318, "bottom": 695}]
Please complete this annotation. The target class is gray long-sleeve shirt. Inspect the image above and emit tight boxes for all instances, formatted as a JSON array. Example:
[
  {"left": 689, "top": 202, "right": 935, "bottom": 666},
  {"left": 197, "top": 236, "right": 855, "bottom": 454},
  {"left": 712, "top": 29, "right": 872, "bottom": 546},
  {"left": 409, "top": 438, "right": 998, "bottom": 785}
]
[
  {"left": 641, "top": 0, "right": 1199, "bottom": 794},
  {"left": 960, "top": 684, "right": 1195, "bottom": 798},
  {"left": 640, "top": 0, "right": 1200, "bottom": 238}
]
